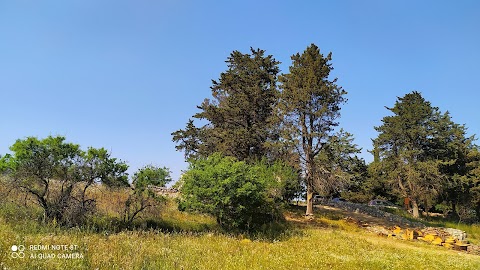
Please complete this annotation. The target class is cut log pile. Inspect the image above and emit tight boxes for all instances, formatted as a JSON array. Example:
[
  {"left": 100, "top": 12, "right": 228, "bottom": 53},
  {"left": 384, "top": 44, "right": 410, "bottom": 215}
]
[
  {"left": 416, "top": 227, "right": 471, "bottom": 252},
  {"left": 344, "top": 217, "right": 480, "bottom": 255}
]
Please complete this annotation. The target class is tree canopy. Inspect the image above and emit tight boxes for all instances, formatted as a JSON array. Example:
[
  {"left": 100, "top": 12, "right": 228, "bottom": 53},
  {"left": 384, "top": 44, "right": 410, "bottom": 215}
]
[
  {"left": 0, "top": 136, "right": 129, "bottom": 225},
  {"left": 124, "top": 165, "right": 172, "bottom": 225},
  {"left": 173, "top": 48, "right": 280, "bottom": 162},
  {"left": 277, "top": 43, "right": 347, "bottom": 215},
  {"left": 373, "top": 91, "right": 477, "bottom": 218},
  {"left": 178, "top": 153, "right": 294, "bottom": 232}
]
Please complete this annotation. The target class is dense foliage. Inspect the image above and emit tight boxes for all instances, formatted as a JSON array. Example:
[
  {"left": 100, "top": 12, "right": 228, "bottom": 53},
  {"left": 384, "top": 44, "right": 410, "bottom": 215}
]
[
  {"left": 277, "top": 44, "right": 348, "bottom": 215},
  {"left": 172, "top": 48, "right": 280, "bottom": 162},
  {"left": 179, "top": 153, "right": 296, "bottom": 231},
  {"left": 0, "top": 136, "right": 129, "bottom": 226},
  {"left": 314, "top": 129, "right": 367, "bottom": 199},
  {"left": 372, "top": 91, "right": 480, "bottom": 219}
]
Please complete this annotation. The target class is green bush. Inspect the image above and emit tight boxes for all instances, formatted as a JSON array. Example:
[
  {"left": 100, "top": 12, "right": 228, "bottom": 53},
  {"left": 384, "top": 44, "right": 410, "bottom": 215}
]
[
  {"left": 123, "top": 165, "right": 171, "bottom": 226},
  {"left": 0, "top": 136, "right": 129, "bottom": 227},
  {"left": 179, "top": 153, "right": 291, "bottom": 232}
]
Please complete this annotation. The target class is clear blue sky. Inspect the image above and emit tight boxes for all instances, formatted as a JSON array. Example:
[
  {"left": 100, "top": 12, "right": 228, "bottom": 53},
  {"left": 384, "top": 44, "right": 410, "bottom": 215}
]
[{"left": 1, "top": 1, "right": 479, "bottom": 181}]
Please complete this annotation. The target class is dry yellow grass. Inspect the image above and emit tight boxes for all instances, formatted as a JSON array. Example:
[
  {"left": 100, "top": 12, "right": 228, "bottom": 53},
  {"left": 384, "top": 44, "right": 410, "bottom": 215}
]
[
  {"left": 1, "top": 181, "right": 479, "bottom": 269},
  {"left": 1, "top": 215, "right": 480, "bottom": 270}
]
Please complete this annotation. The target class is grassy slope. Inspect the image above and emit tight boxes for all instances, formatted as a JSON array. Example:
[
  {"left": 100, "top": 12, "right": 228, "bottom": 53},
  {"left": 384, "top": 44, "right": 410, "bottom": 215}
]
[
  {"left": 0, "top": 181, "right": 478, "bottom": 270},
  {"left": 1, "top": 209, "right": 480, "bottom": 270}
]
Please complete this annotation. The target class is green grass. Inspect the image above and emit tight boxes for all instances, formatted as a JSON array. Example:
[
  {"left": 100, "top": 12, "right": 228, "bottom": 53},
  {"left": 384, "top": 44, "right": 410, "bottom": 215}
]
[
  {"left": 1, "top": 183, "right": 479, "bottom": 270},
  {"left": 1, "top": 204, "right": 480, "bottom": 270},
  {"left": 1, "top": 218, "right": 480, "bottom": 270}
]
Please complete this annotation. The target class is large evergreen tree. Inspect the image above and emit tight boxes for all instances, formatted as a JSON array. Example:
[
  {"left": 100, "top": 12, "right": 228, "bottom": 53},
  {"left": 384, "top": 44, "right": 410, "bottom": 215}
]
[
  {"left": 373, "top": 92, "right": 479, "bottom": 219},
  {"left": 172, "top": 48, "right": 280, "bottom": 162},
  {"left": 277, "top": 44, "right": 347, "bottom": 216},
  {"left": 466, "top": 148, "right": 480, "bottom": 219},
  {"left": 374, "top": 92, "right": 448, "bottom": 217},
  {"left": 432, "top": 112, "right": 477, "bottom": 218}
]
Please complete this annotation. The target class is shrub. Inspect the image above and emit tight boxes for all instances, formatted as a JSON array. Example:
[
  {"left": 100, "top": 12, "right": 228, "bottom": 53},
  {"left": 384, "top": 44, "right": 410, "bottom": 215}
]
[
  {"left": 0, "top": 136, "right": 129, "bottom": 227},
  {"left": 123, "top": 165, "right": 171, "bottom": 226},
  {"left": 178, "top": 153, "right": 290, "bottom": 232}
]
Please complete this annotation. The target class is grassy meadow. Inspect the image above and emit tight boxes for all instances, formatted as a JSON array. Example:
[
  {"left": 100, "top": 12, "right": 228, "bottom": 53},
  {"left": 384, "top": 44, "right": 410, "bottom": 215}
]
[
  {"left": 1, "top": 184, "right": 480, "bottom": 270},
  {"left": 2, "top": 216, "right": 480, "bottom": 270}
]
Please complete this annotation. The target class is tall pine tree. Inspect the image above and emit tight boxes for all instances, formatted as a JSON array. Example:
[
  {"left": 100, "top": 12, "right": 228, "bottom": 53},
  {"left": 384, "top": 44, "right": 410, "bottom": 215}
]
[
  {"left": 374, "top": 92, "right": 445, "bottom": 217},
  {"left": 277, "top": 44, "right": 347, "bottom": 216},
  {"left": 172, "top": 48, "right": 280, "bottom": 162}
]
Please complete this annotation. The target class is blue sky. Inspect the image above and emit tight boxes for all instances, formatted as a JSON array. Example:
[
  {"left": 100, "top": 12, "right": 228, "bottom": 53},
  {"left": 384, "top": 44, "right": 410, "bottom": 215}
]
[{"left": 1, "top": 1, "right": 479, "bottom": 181}]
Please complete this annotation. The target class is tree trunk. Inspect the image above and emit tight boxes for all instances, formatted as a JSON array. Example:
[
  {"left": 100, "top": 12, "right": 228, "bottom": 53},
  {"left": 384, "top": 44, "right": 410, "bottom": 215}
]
[
  {"left": 305, "top": 150, "right": 314, "bottom": 217},
  {"left": 411, "top": 200, "right": 420, "bottom": 218},
  {"left": 306, "top": 184, "right": 313, "bottom": 216},
  {"left": 451, "top": 202, "right": 458, "bottom": 219}
]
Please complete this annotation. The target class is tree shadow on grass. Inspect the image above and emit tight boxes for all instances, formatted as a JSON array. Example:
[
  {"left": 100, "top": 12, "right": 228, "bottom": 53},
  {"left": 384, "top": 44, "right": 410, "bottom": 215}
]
[
  {"left": 243, "top": 221, "right": 306, "bottom": 242},
  {"left": 129, "top": 215, "right": 305, "bottom": 242}
]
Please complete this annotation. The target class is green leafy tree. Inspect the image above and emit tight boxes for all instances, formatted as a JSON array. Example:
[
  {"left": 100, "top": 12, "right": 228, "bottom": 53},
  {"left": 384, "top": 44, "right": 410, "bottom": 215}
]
[
  {"left": 256, "top": 159, "right": 300, "bottom": 203},
  {"left": 360, "top": 146, "right": 397, "bottom": 203},
  {"left": 171, "top": 119, "right": 212, "bottom": 160},
  {"left": 315, "top": 129, "right": 367, "bottom": 200},
  {"left": 264, "top": 128, "right": 304, "bottom": 203},
  {"left": 123, "top": 165, "right": 172, "bottom": 225},
  {"left": 277, "top": 44, "right": 347, "bottom": 216},
  {"left": 178, "top": 153, "right": 290, "bottom": 232},
  {"left": 439, "top": 143, "right": 480, "bottom": 221},
  {"left": 373, "top": 92, "right": 446, "bottom": 217},
  {"left": 428, "top": 112, "right": 479, "bottom": 219},
  {"left": 173, "top": 48, "right": 280, "bottom": 161},
  {"left": 466, "top": 148, "right": 480, "bottom": 219},
  {"left": 0, "top": 136, "right": 129, "bottom": 225}
]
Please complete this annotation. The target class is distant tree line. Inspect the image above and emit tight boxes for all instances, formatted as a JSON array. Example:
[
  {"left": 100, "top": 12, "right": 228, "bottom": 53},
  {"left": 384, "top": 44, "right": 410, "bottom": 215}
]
[{"left": 173, "top": 43, "right": 480, "bottom": 226}]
